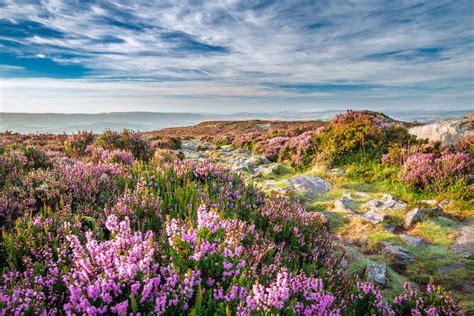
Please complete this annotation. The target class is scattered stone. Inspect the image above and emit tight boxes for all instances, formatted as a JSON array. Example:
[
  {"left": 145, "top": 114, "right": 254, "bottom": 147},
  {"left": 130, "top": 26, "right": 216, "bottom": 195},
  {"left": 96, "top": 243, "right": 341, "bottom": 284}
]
[
  {"left": 334, "top": 196, "right": 354, "bottom": 212},
  {"left": 364, "top": 194, "right": 407, "bottom": 212},
  {"left": 400, "top": 234, "right": 427, "bottom": 248},
  {"left": 465, "top": 216, "right": 474, "bottom": 226},
  {"left": 438, "top": 199, "right": 451, "bottom": 207},
  {"left": 327, "top": 168, "right": 345, "bottom": 175},
  {"left": 452, "top": 226, "right": 474, "bottom": 259},
  {"left": 362, "top": 210, "right": 390, "bottom": 224},
  {"left": 424, "top": 206, "right": 444, "bottom": 217},
  {"left": 355, "top": 191, "right": 370, "bottom": 197},
  {"left": 366, "top": 263, "right": 387, "bottom": 288},
  {"left": 437, "top": 263, "right": 467, "bottom": 275},
  {"left": 382, "top": 243, "right": 415, "bottom": 271},
  {"left": 287, "top": 175, "right": 332, "bottom": 198},
  {"left": 404, "top": 208, "right": 425, "bottom": 228}
]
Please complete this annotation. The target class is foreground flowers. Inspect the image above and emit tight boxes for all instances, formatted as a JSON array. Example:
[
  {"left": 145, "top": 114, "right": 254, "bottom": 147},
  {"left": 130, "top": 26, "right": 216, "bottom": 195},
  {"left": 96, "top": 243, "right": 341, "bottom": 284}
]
[{"left": 0, "top": 134, "right": 465, "bottom": 315}]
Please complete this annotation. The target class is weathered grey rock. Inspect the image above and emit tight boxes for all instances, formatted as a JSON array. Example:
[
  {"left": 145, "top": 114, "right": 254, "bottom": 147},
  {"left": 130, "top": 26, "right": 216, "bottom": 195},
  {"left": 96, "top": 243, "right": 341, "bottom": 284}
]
[
  {"left": 362, "top": 210, "right": 390, "bottom": 224},
  {"left": 334, "top": 196, "right": 354, "bottom": 212},
  {"left": 437, "top": 263, "right": 467, "bottom": 275},
  {"left": 366, "top": 263, "right": 387, "bottom": 288},
  {"left": 287, "top": 175, "right": 331, "bottom": 198},
  {"left": 401, "top": 234, "right": 427, "bottom": 248},
  {"left": 452, "top": 226, "right": 474, "bottom": 258},
  {"left": 382, "top": 243, "right": 415, "bottom": 271},
  {"left": 464, "top": 216, "right": 474, "bottom": 226},
  {"left": 408, "top": 115, "right": 473, "bottom": 146},
  {"left": 364, "top": 194, "right": 407, "bottom": 212},
  {"left": 355, "top": 191, "right": 370, "bottom": 197},
  {"left": 327, "top": 168, "right": 345, "bottom": 175},
  {"left": 420, "top": 199, "right": 438, "bottom": 207},
  {"left": 404, "top": 208, "right": 425, "bottom": 228}
]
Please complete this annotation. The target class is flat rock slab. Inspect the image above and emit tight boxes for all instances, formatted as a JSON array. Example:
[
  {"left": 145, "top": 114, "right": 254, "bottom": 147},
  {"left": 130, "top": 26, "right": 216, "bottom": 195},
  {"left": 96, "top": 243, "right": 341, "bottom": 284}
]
[
  {"left": 334, "top": 196, "right": 354, "bottom": 212},
  {"left": 364, "top": 194, "right": 407, "bottom": 212},
  {"left": 401, "top": 234, "right": 428, "bottom": 248},
  {"left": 452, "top": 226, "right": 474, "bottom": 259},
  {"left": 437, "top": 263, "right": 467, "bottom": 275},
  {"left": 287, "top": 175, "right": 331, "bottom": 198},
  {"left": 361, "top": 210, "right": 390, "bottom": 224}
]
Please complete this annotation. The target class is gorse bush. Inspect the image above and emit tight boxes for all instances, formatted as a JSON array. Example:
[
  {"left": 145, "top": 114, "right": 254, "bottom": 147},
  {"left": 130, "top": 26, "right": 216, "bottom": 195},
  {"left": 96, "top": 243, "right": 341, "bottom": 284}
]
[
  {"left": 314, "top": 111, "right": 415, "bottom": 167},
  {"left": 0, "top": 140, "right": 464, "bottom": 314}
]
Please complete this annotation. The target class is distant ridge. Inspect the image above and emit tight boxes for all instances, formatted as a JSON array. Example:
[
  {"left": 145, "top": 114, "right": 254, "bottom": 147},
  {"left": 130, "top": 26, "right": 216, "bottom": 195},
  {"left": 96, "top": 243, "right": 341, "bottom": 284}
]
[{"left": 1, "top": 109, "right": 472, "bottom": 134}]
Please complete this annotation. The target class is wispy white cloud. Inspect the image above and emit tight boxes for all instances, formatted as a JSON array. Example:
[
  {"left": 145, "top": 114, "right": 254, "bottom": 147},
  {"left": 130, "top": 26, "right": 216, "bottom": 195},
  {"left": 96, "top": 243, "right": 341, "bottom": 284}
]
[{"left": 0, "top": 0, "right": 472, "bottom": 112}]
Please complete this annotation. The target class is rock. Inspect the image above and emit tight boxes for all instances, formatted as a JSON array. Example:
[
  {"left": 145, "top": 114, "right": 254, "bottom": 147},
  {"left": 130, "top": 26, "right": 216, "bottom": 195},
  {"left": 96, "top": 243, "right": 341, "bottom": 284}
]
[
  {"left": 404, "top": 208, "right": 425, "bottom": 228},
  {"left": 465, "top": 216, "right": 474, "bottom": 226},
  {"left": 364, "top": 194, "right": 407, "bottom": 212},
  {"left": 408, "top": 115, "right": 473, "bottom": 146},
  {"left": 366, "top": 263, "right": 387, "bottom": 288},
  {"left": 327, "top": 168, "right": 345, "bottom": 175},
  {"left": 287, "top": 175, "right": 331, "bottom": 198},
  {"left": 437, "top": 263, "right": 467, "bottom": 275},
  {"left": 382, "top": 243, "right": 415, "bottom": 271},
  {"left": 400, "top": 234, "right": 427, "bottom": 248},
  {"left": 362, "top": 210, "right": 390, "bottom": 224},
  {"left": 355, "top": 191, "right": 370, "bottom": 197},
  {"left": 334, "top": 196, "right": 354, "bottom": 212},
  {"left": 424, "top": 206, "right": 444, "bottom": 217},
  {"left": 452, "top": 226, "right": 474, "bottom": 258}
]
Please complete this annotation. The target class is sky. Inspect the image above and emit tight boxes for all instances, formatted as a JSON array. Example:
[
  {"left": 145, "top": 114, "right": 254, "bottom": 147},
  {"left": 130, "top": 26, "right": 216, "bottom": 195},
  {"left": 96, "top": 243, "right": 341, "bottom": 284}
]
[{"left": 0, "top": 0, "right": 473, "bottom": 113}]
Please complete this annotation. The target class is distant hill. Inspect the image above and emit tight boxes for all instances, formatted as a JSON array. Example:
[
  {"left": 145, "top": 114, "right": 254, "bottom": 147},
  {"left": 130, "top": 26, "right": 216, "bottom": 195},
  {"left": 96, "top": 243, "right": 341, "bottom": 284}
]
[{"left": 1, "top": 109, "right": 472, "bottom": 134}]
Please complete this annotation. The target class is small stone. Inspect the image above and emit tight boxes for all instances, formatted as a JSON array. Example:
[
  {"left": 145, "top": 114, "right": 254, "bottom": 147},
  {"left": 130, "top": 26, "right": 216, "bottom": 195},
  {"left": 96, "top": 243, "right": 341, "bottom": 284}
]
[
  {"left": 366, "top": 263, "right": 387, "bottom": 288},
  {"left": 400, "top": 234, "right": 427, "bottom": 248},
  {"left": 362, "top": 210, "right": 389, "bottom": 224},
  {"left": 364, "top": 194, "right": 407, "bottom": 212},
  {"left": 382, "top": 242, "right": 415, "bottom": 271},
  {"left": 355, "top": 191, "right": 370, "bottom": 197},
  {"left": 452, "top": 226, "right": 474, "bottom": 259},
  {"left": 327, "top": 168, "right": 345, "bottom": 175},
  {"left": 334, "top": 196, "right": 354, "bottom": 212},
  {"left": 404, "top": 208, "right": 425, "bottom": 228}
]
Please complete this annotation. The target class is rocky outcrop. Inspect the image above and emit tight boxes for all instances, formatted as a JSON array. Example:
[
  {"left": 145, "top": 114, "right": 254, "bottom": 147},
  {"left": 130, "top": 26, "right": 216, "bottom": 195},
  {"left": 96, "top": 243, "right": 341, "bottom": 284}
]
[
  {"left": 408, "top": 114, "right": 473, "bottom": 146},
  {"left": 361, "top": 210, "right": 390, "bottom": 224},
  {"left": 334, "top": 194, "right": 354, "bottom": 212},
  {"left": 287, "top": 175, "right": 332, "bottom": 198}
]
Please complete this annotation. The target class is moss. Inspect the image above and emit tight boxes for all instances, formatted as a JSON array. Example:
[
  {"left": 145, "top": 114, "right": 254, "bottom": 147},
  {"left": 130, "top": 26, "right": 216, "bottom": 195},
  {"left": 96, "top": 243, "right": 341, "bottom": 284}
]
[{"left": 366, "top": 231, "right": 402, "bottom": 253}]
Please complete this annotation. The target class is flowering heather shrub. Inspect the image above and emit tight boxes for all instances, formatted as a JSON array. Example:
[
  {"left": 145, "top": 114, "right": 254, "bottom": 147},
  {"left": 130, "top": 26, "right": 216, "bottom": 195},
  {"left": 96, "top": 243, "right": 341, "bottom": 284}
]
[
  {"left": 399, "top": 152, "right": 472, "bottom": 192},
  {"left": 381, "top": 141, "right": 441, "bottom": 166},
  {"left": 254, "top": 136, "right": 291, "bottom": 161},
  {"left": 85, "top": 145, "right": 135, "bottom": 165},
  {"left": 94, "top": 129, "right": 153, "bottom": 161},
  {"left": 64, "top": 130, "right": 95, "bottom": 158},
  {"left": 279, "top": 131, "right": 318, "bottom": 168}
]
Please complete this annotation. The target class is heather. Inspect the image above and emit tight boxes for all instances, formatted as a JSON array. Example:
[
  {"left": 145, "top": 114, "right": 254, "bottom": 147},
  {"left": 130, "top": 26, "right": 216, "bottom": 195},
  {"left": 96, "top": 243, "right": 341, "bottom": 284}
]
[{"left": 0, "top": 129, "right": 465, "bottom": 314}]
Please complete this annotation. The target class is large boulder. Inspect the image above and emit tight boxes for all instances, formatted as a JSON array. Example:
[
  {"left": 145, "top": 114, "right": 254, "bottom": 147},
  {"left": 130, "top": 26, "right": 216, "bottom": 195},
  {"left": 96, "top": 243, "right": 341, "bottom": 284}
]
[
  {"left": 382, "top": 242, "right": 415, "bottom": 272},
  {"left": 408, "top": 114, "right": 473, "bottom": 146},
  {"left": 452, "top": 226, "right": 474, "bottom": 259},
  {"left": 364, "top": 194, "right": 407, "bottom": 212},
  {"left": 287, "top": 175, "right": 332, "bottom": 198},
  {"left": 366, "top": 263, "right": 387, "bottom": 288}
]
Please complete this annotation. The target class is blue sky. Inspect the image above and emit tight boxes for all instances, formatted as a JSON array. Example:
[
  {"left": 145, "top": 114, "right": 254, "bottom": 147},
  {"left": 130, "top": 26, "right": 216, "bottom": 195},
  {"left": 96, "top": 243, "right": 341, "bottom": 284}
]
[{"left": 0, "top": 0, "right": 473, "bottom": 113}]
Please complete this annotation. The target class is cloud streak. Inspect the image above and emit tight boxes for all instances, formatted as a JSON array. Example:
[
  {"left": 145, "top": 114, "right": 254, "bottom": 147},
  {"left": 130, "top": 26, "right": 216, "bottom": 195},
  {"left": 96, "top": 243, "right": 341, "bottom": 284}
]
[{"left": 0, "top": 0, "right": 473, "bottom": 113}]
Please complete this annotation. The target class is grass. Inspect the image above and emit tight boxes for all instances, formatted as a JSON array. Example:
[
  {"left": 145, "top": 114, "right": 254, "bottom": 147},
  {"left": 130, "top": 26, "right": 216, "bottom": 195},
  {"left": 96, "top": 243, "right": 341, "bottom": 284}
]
[{"left": 409, "top": 217, "right": 460, "bottom": 245}]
